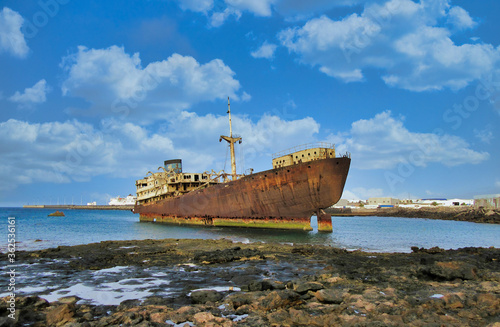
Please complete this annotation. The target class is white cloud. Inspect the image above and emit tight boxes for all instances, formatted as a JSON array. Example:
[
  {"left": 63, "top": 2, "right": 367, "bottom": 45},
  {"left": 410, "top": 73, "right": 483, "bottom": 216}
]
[
  {"left": 210, "top": 7, "right": 242, "bottom": 27},
  {"left": 9, "top": 79, "right": 50, "bottom": 107},
  {"left": 175, "top": 0, "right": 373, "bottom": 25},
  {"left": 60, "top": 46, "right": 245, "bottom": 121},
  {"left": 224, "top": 0, "right": 275, "bottom": 17},
  {"left": 251, "top": 41, "right": 277, "bottom": 59},
  {"left": 447, "top": 6, "right": 476, "bottom": 30},
  {"left": 327, "top": 111, "right": 489, "bottom": 170},
  {"left": 0, "top": 112, "right": 319, "bottom": 190},
  {"left": 0, "top": 7, "right": 29, "bottom": 58},
  {"left": 274, "top": 0, "right": 369, "bottom": 18},
  {"left": 278, "top": 0, "right": 500, "bottom": 91},
  {"left": 496, "top": 181, "right": 500, "bottom": 189},
  {"left": 473, "top": 128, "right": 493, "bottom": 144}
]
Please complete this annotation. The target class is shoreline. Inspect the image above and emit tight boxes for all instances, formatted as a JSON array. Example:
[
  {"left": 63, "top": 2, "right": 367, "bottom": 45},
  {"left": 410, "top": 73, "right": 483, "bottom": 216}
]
[
  {"left": 326, "top": 206, "right": 500, "bottom": 224},
  {"left": 1, "top": 239, "right": 499, "bottom": 326}
]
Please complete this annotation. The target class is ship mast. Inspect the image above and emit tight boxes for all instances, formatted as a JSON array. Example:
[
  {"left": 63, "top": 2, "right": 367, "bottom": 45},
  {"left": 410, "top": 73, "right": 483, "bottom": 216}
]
[{"left": 220, "top": 97, "right": 242, "bottom": 180}]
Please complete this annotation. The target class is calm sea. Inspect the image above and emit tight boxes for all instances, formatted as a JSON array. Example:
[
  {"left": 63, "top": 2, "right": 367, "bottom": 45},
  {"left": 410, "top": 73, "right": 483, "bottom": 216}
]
[{"left": 1, "top": 208, "right": 499, "bottom": 253}]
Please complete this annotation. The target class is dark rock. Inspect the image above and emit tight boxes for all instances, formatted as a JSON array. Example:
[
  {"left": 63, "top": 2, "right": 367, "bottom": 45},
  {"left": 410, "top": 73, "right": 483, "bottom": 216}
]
[
  {"left": 295, "top": 281, "right": 324, "bottom": 294},
  {"left": 142, "top": 296, "right": 172, "bottom": 306},
  {"left": 190, "top": 290, "right": 223, "bottom": 304},
  {"left": 168, "top": 306, "right": 201, "bottom": 324},
  {"left": 411, "top": 246, "right": 445, "bottom": 254},
  {"left": 422, "top": 261, "right": 477, "bottom": 280},
  {"left": 194, "top": 246, "right": 262, "bottom": 264},
  {"left": 118, "top": 299, "right": 142, "bottom": 310},
  {"left": 291, "top": 246, "right": 315, "bottom": 255},
  {"left": 315, "top": 289, "right": 345, "bottom": 304},
  {"left": 258, "top": 290, "right": 301, "bottom": 311},
  {"left": 0, "top": 317, "right": 14, "bottom": 327},
  {"left": 226, "top": 292, "right": 265, "bottom": 309},
  {"left": 247, "top": 279, "right": 274, "bottom": 291}
]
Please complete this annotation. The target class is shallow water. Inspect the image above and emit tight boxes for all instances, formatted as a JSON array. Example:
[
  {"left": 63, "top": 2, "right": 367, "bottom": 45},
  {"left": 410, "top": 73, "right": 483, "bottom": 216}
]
[{"left": 1, "top": 208, "right": 499, "bottom": 253}]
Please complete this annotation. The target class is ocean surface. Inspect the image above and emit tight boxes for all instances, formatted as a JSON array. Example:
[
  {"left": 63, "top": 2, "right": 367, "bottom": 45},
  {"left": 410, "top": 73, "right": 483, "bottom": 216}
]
[{"left": 2, "top": 207, "right": 499, "bottom": 253}]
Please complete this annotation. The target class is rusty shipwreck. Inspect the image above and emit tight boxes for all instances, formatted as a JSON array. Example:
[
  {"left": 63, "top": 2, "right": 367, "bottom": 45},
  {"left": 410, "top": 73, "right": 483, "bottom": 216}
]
[{"left": 133, "top": 99, "right": 350, "bottom": 232}]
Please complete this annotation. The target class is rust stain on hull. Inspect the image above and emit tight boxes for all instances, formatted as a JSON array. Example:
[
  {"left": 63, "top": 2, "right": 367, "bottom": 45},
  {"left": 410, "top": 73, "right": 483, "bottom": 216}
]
[{"left": 134, "top": 157, "right": 350, "bottom": 231}]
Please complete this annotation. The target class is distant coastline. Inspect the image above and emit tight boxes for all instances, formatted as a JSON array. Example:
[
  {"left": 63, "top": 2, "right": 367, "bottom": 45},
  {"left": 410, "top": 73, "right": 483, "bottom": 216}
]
[
  {"left": 23, "top": 204, "right": 133, "bottom": 210},
  {"left": 326, "top": 206, "right": 500, "bottom": 224}
]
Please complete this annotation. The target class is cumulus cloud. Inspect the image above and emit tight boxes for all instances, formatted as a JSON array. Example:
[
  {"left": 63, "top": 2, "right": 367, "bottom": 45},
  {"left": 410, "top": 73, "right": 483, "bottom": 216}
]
[
  {"left": 447, "top": 6, "right": 476, "bottom": 30},
  {"left": 251, "top": 41, "right": 278, "bottom": 59},
  {"left": 9, "top": 79, "right": 50, "bottom": 108},
  {"left": 0, "top": 112, "right": 319, "bottom": 190},
  {"left": 279, "top": 0, "right": 500, "bottom": 91},
  {"left": 60, "top": 46, "right": 245, "bottom": 121},
  {"left": 0, "top": 7, "right": 29, "bottom": 58},
  {"left": 224, "top": 0, "right": 275, "bottom": 17},
  {"left": 327, "top": 111, "right": 489, "bottom": 170},
  {"left": 210, "top": 7, "right": 242, "bottom": 27},
  {"left": 174, "top": 0, "right": 374, "bottom": 26}
]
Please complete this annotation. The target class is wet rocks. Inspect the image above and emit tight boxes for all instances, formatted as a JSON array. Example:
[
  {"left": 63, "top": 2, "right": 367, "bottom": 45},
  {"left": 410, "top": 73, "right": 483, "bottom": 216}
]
[
  {"left": 258, "top": 289, "right": 302, "bottom": 311},
  {"left": 294, "top": 281, "right": 324, "bottom": 294},
  {"left": 190, "top": 290, "right": 224, "bottom": 304},
  {"left": 3, "top": 240, "right": 500, "bottom": 326},
  {"left": 193, "top": 246, "right": 263, "bottom": 264},
  {"left": 421, "top": 261, "right": 477, "bottom": 280},
  {"left": 46, "top": 303, "right": 75, "bottom": 326},
  {"left": 243, "top": 279, "right": 284, "bottom": 292}
]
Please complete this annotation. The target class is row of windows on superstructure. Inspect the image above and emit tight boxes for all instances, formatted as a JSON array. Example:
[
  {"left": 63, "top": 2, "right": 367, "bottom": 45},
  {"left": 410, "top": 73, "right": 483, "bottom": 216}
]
[{"left": 275, "top": 151, "right": 334, "bottom": 164}]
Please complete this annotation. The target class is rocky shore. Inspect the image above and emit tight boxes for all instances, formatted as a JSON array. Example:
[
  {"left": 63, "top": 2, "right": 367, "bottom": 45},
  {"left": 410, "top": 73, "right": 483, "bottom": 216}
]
[
  {"left": 1, "top": 239, "right": 499, "bottom": 326},
  {"left": 327, "top": 207, "right": 500, "bottom": 224}
]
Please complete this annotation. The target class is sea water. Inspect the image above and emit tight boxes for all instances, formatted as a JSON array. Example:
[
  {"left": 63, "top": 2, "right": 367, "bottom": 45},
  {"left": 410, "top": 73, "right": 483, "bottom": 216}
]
[{"left": 1, "top": 207, "right": 499, "bottom": 253}]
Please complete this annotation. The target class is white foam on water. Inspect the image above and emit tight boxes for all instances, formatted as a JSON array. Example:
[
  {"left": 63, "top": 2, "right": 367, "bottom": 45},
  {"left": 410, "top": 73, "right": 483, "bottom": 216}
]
[
  {"left": 92, "top": 266, "right": 131, "bottom": 275},
  {"left": 36, "top": 271, "right": 57, "bottom": 277},
  {"left": 232, "top": 314, "right": 248, "bottom": 322},
  {"left": 40, "top": 277, "right": 171, "bottom": 305},
  {"left": 165, "top": 320, "right": 194, "bottom": 326}
]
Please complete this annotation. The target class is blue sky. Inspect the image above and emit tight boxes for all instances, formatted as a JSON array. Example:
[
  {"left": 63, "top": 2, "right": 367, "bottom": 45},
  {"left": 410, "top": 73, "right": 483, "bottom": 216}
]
[{"left": 1, "top": 0, "right": 499, "bottom": 206}]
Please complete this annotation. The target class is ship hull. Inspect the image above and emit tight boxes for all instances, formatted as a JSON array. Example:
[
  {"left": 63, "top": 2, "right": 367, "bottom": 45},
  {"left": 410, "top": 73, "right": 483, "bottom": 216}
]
[{"left": 134, "top": 157, "right": 350, "bottom": 231}]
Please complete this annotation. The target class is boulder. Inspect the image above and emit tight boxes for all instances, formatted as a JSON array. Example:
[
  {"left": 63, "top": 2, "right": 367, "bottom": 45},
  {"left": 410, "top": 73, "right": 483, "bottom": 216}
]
[
  {"left": 315, "top": 289, "right": 345, "bottom": 304},
  {"left": 190, "top": 290, "right": 223, "bottom": 304},
  {"left": 295, "top": 281, "right": 324, "bottom": 294},
  {"left": 422, "top": 261, "right": 477, "bottom": 280},
  {"left": 46, "top": 303, "right": 75, "bottom": 326},
  {"left": 257, "top": 290, "right": 301, "bottom": 311},
  {"left": 227, "top": 292, "right": 263, "bottom": 310}
]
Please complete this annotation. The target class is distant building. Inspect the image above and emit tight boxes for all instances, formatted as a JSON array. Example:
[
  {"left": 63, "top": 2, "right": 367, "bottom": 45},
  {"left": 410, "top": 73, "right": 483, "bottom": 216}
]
[
  {"left": 417, "top": 199, "right": 473, "bottom": 206},
  {"left": 332, "top": 199, "right": 349, "bottom": 207},
  {"left": 368, "top": 197, "right": 399, "bottom": 206},
  {"left": 474, "top": 194, "right": 500, "bottom": 209}
]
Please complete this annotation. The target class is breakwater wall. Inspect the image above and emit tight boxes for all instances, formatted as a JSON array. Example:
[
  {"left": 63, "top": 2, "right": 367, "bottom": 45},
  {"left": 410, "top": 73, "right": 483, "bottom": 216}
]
[{"left": 23, "top": 205, "right": 134, "bottom": 210}]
